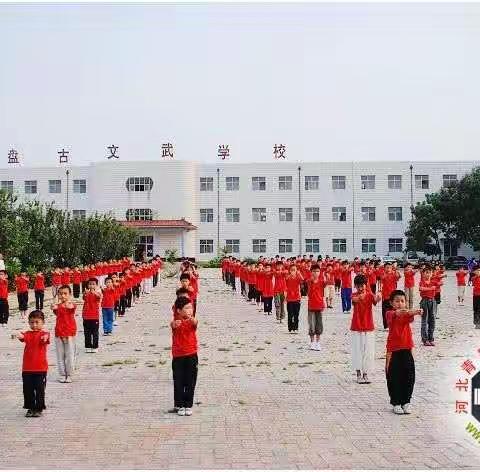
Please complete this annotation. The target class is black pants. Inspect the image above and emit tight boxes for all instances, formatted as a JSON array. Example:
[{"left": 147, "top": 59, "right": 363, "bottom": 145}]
[
  {"left": 474, "top": 295, "right": 480, "bottom": 326},
  {"left": 263, "top": 296, "right": 273, "bottom": 313},
  {"left": 301, "top": 282, "right": 308, "bottom": 297},
  {"left": 231, "top": 276, "right": 236, "bottom": 291},
  {"left": 119, "top": 295, "right": 126, "bottom": 316},
  {"left": 82, "top": 281, "right": 88, "bottom": 292},
  {"left": 126, "top": 289, "right": 132, "bottom": 308},
  {"left": 73, "top": 284, "right": 81, "bottom": 299},
  {"left": 83, "top": 320, "right": 99, "bottom": 349},
  {"left": 386, "top": 349, "right": 415, "bottom": 406},
  {"left": 382, "top": 300, "right": 391, "bottom": 329},
  {"left": 247, "top": 285, "right": 255, "bottom": 301},
  {"left": 0, "top": 298, "right": 9, "bottom": 325},
  {"left": 287, "top": 301, "right": 301, "bottom": 332},
  {"left": 22, "top": 372, "right": 47, "bottom": 411},
  {"left": 134, "top": 285, "right": 140, "bottom": 299},
  {"left": 370, "top": 284, "right": 377, "bottom": 294},
  {"left": 172, "top": 354, "right": 198, "bottom": 408},
  {"left": 34, "top": 290, "right": 44, "bottom": 310},
  {"left": 18, "top": 292, "right": 28, "bottom": 311},
  {"left": 241, "top": 280, "right": 246, "bottom": 295},
  {"left": 153, "top": 272, "right": 158, "bottom": 287},
  {"left": 255, "top": 290, "right": 262, "bottom": 304}
]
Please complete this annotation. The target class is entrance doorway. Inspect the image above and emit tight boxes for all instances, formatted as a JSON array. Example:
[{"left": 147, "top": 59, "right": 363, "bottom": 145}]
[{"left": 135, "top": 235, "right": 154, "bottom": 261}]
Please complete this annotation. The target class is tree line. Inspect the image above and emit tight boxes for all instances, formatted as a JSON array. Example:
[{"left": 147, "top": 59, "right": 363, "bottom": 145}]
[{"left": 406, "top": 167, "right": 480, "bottom": 258}]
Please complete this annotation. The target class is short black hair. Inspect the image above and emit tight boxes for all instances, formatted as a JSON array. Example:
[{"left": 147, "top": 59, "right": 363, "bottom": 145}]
[
  {"left": 0, "top": 269, "right": 6, "bottom": 275},
  {"left": 105, "top": 277, "right": 113, "bottom": 283},
  {"left": 311, "top": 264, "right": 321, "bottom": 271},
  {"left": 174, "top": 296, "right": 192, "bottom": 310},
  {"left": 180, "top": 273, "right": 190, "bottom": 281},
  {"left": 390, "top": 289, "right": 406, "bottom": 302},
  {"left": 88, "top": 278, "right": 98, "bottom": 284},
  {"left": 29, "top": 310, "right": 45, "bottom": 322},
  {"left": 354, "top": 274, "right": 368, "bottom": 287},
  {"left": 58, "top": 284, "right": 71, "bottom": 294},
  {"left": 176, "top": 287, "right": 189, "bottom": 297}
]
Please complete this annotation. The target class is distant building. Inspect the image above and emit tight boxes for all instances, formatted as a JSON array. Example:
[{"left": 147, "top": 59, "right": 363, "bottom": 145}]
[{"left": 1, "top": 160, "right": 478, "bottom": 260}]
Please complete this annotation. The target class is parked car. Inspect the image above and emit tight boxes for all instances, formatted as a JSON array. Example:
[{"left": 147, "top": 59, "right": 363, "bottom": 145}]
[
  {"left": 445, "top": 256, "right": 468, "bottom": 270},
  {"left": 382, "top": 255, "right": 398, "bottom": 264}
]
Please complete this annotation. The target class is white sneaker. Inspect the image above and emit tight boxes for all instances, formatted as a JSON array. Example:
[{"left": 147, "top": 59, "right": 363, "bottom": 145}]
[
  {"left": 402, "top": 403, "right": 412, "bottom": 414},
  {"left": 92, "top": 348, "right": 98, "bottom": 353},
  {"left": 65, "top": 376, "right": 72, "bottom": 383},
  {"left": 57, "top": 377, "right": 66, "bottom": 383},
  {"left": 393, "top": 405, "right": 404, "bottom": 415},
  {"left": 185, "top": 408, "right": 192, "bottom": 416},
  {"left": 113, "top": 321, "right": 118, "bottom": 326},
  {"left": 177, "top": 408, "right": 186, "bottom": 416},
  {"left": 85, "top": 348, "right": 91, "bottom": 353},
  {"left": 310, "top": 342, "right": 316, "bottom": 350},
  {"left": 314, "top": 342, "right": 321, "bottom": 351}
]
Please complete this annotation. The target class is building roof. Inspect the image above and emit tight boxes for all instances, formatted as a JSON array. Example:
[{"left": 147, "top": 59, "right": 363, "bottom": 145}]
[{"left": 119, "top": 218, "right": 197, "bottom": 231}]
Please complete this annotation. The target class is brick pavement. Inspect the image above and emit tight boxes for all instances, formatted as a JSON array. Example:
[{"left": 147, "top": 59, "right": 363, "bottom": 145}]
[{"left": 1, "top": 269, "right": 480, "bottom": 469}]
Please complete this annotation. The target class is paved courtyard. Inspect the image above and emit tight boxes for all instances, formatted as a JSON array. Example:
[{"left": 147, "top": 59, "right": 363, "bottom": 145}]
[{"left": 1, "top": 268, "right": 480, "bottom": 469}]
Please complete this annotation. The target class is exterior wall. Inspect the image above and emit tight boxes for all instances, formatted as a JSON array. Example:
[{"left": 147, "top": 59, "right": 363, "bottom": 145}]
[{"left": 1, "top": 159, "right": 479, "bottom": 261}]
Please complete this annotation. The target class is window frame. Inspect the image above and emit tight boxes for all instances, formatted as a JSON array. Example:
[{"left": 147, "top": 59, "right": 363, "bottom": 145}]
[
  {"left": 225, "top": 239, "right": 240, "bottom": 254},
  {"left": 305, "top": 239, "right": 320, "bottom": 253},
  {"left": 252, "top": 176, "right": 266, "bottom": 191},
  {"left": 332, "top": 175, "right": 346, "bottom": 190},
  {"left": 305, "top": 207, "right": 320, "bottom": 222},
  {"left": 252, "top": 239, "right": 267, "bottom": 253},
  {"left": 361, "top": 175, "right": 375, "bottom": 190},
  {"left": 279, "top": 207, "right": 293, "bottom": 222},
  {"left": 126, "top": 208, "right": 153, "bottom": 221},
  {"left": 200, "top": 239, "right": 214, "bottom": 254},
  {"left": 200, "top": 177, "right": 214, "bottom": 192},
  {"left": 388, "top": 175, "right": 402, "bottom": 189},
  {"left": 72, "top": 209, "right": 86, "bottom": 219},
  {"left": 278, "top": 175, "right": 293, "bottom": 191},
  {"left": 443, "top": 174, "right": 458, "bottom": 188},
  {"left": 388, "top": 206, "right": 403, "bottom": 222},
  {"left": 125, "top": 177, "right": 153, "bottom": 192},
  {"left": 415, "top": 174, "right": 429, "bottom": 190},
  {"left": 48, "top": 179, "right": 61, "bottom": 194},
  {"left": 73, "top": 179, "right": 87, "bottom": 194},
  {"left": 24, "top": 180, "right": 37, "bottom": 194},
  {"left": 332, "top": 238, "right": 347, "bottom": 253},
  {"left": 225, "top": 176, "right": 239, "bottom": 191},
  {"left": 225, "top": 207, "right": 240, "bottom": 223},
  {"left": 200, "top": 208, "right": 214, "bottom": 223},
  {"left": 361, "top": 238, "right": 376, "bottom": 253},
  {"left": 361, "top": 206, "right": 376, "bottom": 222},
  {"left": 304, "top": 175, "right": 319, "bottom": 191},
  {"left": 279, "top": 238, "right": 293, "bottom": 253},
  {"left": 252, "top": 207, "right": 267, "bottom": 222},
  {"left": 332, "top": 206, "right": 347, "bottom": 222},
  {"left": 388, "top": 238, "right": 403, "bottom": 253}
]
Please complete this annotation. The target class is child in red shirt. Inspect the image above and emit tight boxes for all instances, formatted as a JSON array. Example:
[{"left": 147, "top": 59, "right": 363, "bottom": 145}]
[
  {"left": 419, "top": 266, "right": 439, "bottom": 346},
  {"left": 51, "top": 268, "right": 62, "bottom": 299},
  {"left": 403, "top": 263, "right": 417, "bottom": 310},
  {"left": 170, "top": 296, "right": 198, "bottom": 417},
  {"left": 262, "top": 265, "right": 274, "bottom": 316},
  {"left": 15, "top": 272, "right": 30, "bottom": 318},
  {"left": 0, "top": 270, "right": 9, "bottom": 327},
  {"left": 285, "top": 265, "right": 304, "bottom": 333},
  {"left": 340, "top": 261, "right": 354, "bottom": 313},
  {"left": 71, "top": 267, "right": 82, "bottom": 299},
  {"left": 385, "top": 290, "right": 422, "bottom": 414},
  {"left": 472, "top": 267, "right": 480, "bottom": 329},
  {"left": 82, "top": 278, "right": 102, "bottom": 353},
  {"left": 273, "top": 262, "right": 287, "bottom": 322},
  {"left": 34, "top": 271, "right": 45, "bottom": 311},
  {"left": 51, "top": 285, "right": 77, "bottom": 383},
  {"left": 17, "top": 310, "right": 50, "bottom": 417},
  {"left": 307, "top": 264, "right": 325, "bottom": 350},
  {"left": 456, "top": 266, "right": 468, "bottom": 305},
  {"left": 351, "top": 274, "right": 382, "bottom": 384},
  {"left": 101, "top": 277, "right": 116, "bottom": 336},
  {"left": 380, "top": 263, "right": 401, "bottom": 329}
]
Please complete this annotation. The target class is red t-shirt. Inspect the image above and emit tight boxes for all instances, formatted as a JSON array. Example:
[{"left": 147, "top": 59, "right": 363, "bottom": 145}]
[
  {"left": 256, "top": 271, "right": 265, "bottom": 293},
  {"left": 307, "top": 278, "right": 325, "bottom": 311},
  {"left": 262, "top": 272, "right": 274, "bottom": 298},
  {"left": 381, "top": 272, "right": 400, "bottom": 301},
  {"left": 101, "top": 288, "right": 116, "bottom": 308},
  {"left": 456, "top": 270, "right": 467, "bottom": 286},
  {"left": 325, "top": 272, "right": 335, "bottom": 286},
  {"left": 54, "top": 304, "right": 77, "bottom": 337},
  {"left": 172, "top": 318, "right": 198, "bottom": 358},
  {"left": 61, "top": 271, "right": 71, "bottom": 285},
  {"left": 273, "top": 269, "right": 287, "bottom": 293},
  {"left": 82, "top": 291, "right": 100, "bottom": 320},
  {"left": 0, "top": 278, "right": 8, "bottom": 299},
  {"left": 367, "top": 268, "right": 377, "bottom": 286},
  {"left": 403, "top": 269, "right": 416, "bottom": 289},
  {"left": 419, "top": 279, "right": 437, "bottom": 299},
  {"left": 21, "top": 330, "right": 50, "bottom": 372},
  {"left": 473, "top": 276, "right": 480, "bottom": 296},
  {"left": 341, "top": 268, "right": 353, "bottom": 289},
  {"left": 351, "top": 291, "right": 376, "bottom": 331},
  {"left": 72, "top": 271, "right": 82, "bottom": 285},
  {"left": 386, "top": 310, "right": 414, "bottom": 352},
  {"left": 34, "top": 275, "right": 45, "bottom": 290},
  {"left": 286, "top": 274, "right": 303, "bottom": 302},
  {"left": 15, "top": 276, "right": 29, "bottom": 293},
  {"left": 52, "top": 273, "right": 62, "bottom": 286}
]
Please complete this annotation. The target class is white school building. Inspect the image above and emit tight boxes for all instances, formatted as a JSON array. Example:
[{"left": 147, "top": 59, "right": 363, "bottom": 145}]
[{"left": 1, "top": 159, "right": 479, "bottom": 261}]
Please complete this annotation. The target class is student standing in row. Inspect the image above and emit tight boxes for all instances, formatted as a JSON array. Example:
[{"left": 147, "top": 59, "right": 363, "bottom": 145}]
[
  {"left": 82, "top": 278, "right": 101, "bottom": 353},
  {"left": 419, "top": 267, "right": 438, "bottom": 346},
  {"left": 456, "top": 266, "right": 468, "bottom": 305},
  {"left": 286, "top": 265, "right": 303, "bottom": 333},
  {"left": 472, "top": 267, "right": 480, "bottom": 329},
  {"left": 0, "top": 270, "right": 9, "bottom": 327},
  {"left": 15, "top": 272, "right": 29, "bottom": 319},
  {"left": 306, "top": 264, "right": 325, "bottom": 351},
  {"left": 273, "top": 261, "right": 287, "bottom": 323},
  {"left": 34, "top": 271, "right": 45, "bottom": 311},
  {"left": 340, "top": 261, "right": 353, "bottom": 313}
]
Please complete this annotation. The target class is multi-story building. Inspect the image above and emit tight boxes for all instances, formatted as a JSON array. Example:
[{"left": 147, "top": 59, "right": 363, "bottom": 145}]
[{"left": 1, "top": 159, "right": 478, "bottom": 261}]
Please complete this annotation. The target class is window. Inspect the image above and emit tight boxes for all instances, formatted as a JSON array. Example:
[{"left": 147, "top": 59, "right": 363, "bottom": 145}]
[
  {"left": 361, "top": 175, "right": 375, "bottom": 190},
  {"left": 332, "top": 239, "right": 347, "bottom": 253},
  {"left": 389, "top": 238, "right": 403, "bottom": 253},
  {"left": 362, "top": 238, "right": 376, "bottom": 253},
  {"left": 279, "top": 239, "right": 293, "bottom": 253},
  {"left": 226, "top": 208, "right": 240, "bottom": 223},
  {"left": 332, "top": 175, "right": 346, "bottom": 189},
  {"left": 279, "top": 208, "right": 293, "bottom": 222},
  {"left": 225, "top": 177, "right": 239, "bottom": 191},
  {"left": 388, "top": 175, "right": 402, "bottom": 189},
  {"left": 24, "top": 180, "right": 37, "bottom": 194},
  {"left": 252, "top": 239, "right": 267, "bottom": 253},
  {"left": 415, "top": 174, "right": 429, "bottom": 190},
  {"left": 225, "top": 239, "right": 240, "bottom": 254},
  {"left": 125, "top": 177, "right": 153, "bottom": 192},
  {"left": 200, "top": 177, "right": 214, "bottom": 191},
  {"left": 73, "top": 179, "right": 87, "bottom": 194},
  {"left": 361, "top": 207, "right": 376, "bottom": 222},
  {"left": 126, "top": 208, "right": 153, "bottom": 221},
  {"left": 49, "top": 180, "right": 61, "bottom": 193},
  {"left": 200, "top": 239, "right": 214, "bottom": 254},
  {"left": 278, "top": 176, "right": 293, "bottom": 191},
  {"left": 388, "top": 207, "right": 403, "bottom": 221},
  {"left": 252, "top": 176, "right": 266, "bottom": 191},
  {"left": 443, "top": 174, "right": 458, "bottom": 188},
  {"left": 305, "top": 207, "right": 320, "bottom": 222},
  {"left": 305, "top": 239, "right": 320, "bottom": 253},
  {"left": 0, "top": 181, "right": 13, "bottom": 192},
  {"left": 200, "top": 208, "right": 214, "bottom": 223},
  {"left": 72, "top": 210, "right": 86, "bottom": 219},
  {"left": 332, "top": 207, "right": 347, "bottom": 222},
  {"left": 138, "top": 235, "right": 154, "bottom": 258},
  {"left": 252, "top": 208, "right": 267, "bottom": 222},
  {"left": 305, "top": 175, "right": 319, "bottom": 190}
]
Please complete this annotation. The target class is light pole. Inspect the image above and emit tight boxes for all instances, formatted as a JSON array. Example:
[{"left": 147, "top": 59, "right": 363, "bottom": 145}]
[{"left": 66, "top": 169, "right": 70, "bottom": 213}]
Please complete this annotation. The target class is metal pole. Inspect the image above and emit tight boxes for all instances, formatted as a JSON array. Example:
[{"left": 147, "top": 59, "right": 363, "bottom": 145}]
[
  {"left": 409, "top": 164, "right": 414, "bottom": 210},
  {"left": 298, "top": 166, "right": 302, "bottom": 255},
  {"left": 217, "top": 167, "right": 220, "bottom": 254},
  {"left": 66, "top": 169, "right": 70, "bottom": 212},
  {"left": 351, "top": 162, "right": 355, "bottom": 257}
]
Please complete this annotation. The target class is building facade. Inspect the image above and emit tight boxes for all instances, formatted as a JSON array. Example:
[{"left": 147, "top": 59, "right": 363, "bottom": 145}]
[{"left": 1, "top": 160, "right": 478, "bottom": 261}]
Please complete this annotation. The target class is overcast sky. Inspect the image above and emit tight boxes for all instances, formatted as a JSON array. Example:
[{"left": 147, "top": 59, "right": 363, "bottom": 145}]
[{"left": 0, "top": 3, "right": 479, "bottom": 167}]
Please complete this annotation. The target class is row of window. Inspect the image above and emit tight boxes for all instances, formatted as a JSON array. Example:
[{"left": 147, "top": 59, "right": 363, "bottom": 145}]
[
  {"left": 0, "top": 179, "right": 87, "bottom": 194},
  {"left": 199, "top": 238, "right": 403, "bottom": 254},
  {"left": 199, "top": 174, "right": 459, "bottom": 191},
  {"left": 199, "top": 206, "right": 405, "bottom": 223}
]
